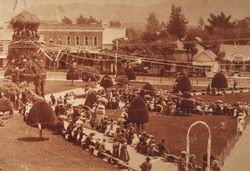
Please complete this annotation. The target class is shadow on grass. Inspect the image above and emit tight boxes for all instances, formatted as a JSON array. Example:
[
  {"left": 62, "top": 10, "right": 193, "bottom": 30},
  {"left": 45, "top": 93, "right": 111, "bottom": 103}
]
[{"left": 17, "top": 137, "right": 49, "bottom": 142}]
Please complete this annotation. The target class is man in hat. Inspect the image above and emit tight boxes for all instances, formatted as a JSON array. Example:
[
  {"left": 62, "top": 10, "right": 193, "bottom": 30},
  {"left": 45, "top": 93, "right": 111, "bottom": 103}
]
[{"left": 140, "top": 157, "right": 152, "bottom": 171}]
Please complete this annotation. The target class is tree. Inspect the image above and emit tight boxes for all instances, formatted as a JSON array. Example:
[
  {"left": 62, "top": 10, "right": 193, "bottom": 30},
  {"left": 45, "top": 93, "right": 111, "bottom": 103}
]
[
  {"left": 146, "top": 13, "right": 160, "bottom": 33},
  {"left": 110, "top": 21, "right": 122, "bottom": 27},
  {"left": 100, "top": 75, "right": 113, "bottom": 89},
  {"left": 76, "top": 15, "right": 101, "bottom": 25},
  {"left": 61, "top": 16, "right": 73, "bottom": 24},
  {"left": 142, "top": 13, "right": 160, "bottom": 42},
  {"left": 127, "top": 95, "right": 149, "bottom": 131},
  {"left": 125, "top": 68, "right": 136, "bottom": 80},
  {"left": 167, "top": 5, "right": 188, "bottom": 39},
  {"left": 27, "top": 101, "right": 57, "bottom": 138},
  {"left": 175, "top": 74, "right": 192, "bottom": 93},
  {"left": 205, "top": 12, "right": 236, "bottom": 39},
  {"left": 6, "top": 11, "right": 46, "bottom": 97},
  {"left": 126, "top": 27, "right": 142, "bottom": 43},
  {"left": 66, "top": 66, "right": 79, "bottom": 85},
  {"left": 211, "top": 72, "right": 228, "bottom": 91},
  {"left": 140, "top": 82, "right": 156, "bottom": 98}
]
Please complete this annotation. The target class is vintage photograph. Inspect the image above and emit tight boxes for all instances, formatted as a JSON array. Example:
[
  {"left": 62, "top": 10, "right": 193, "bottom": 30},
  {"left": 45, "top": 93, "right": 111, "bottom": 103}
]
[{"left": 0, "top": 0, "right": 250, "bottom": 171}]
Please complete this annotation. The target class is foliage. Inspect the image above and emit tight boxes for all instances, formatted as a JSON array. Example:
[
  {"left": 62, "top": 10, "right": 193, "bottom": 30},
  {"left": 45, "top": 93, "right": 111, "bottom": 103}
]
[
  {"left": 211, "top": 72, "right": 228, "bottom": 89},
  {"left": 100, "top": 75, "right": 113, "bottom": 89},
  {"left": 27, "top": 101, "right": 57, "bottom": 127},
  {"left": 78, "top": 66, "right": 100, "bottom": 82},
  {"left": 127, "top": 95, "right": 149, "bottom": 124},
  {"left": 167, "top": 4, "right": 188, "bottom": 39},
  {"left": 175, "top": 74, "right": 192, "bottom": 93},
  {"left": 110, "top": 21, "right": 122, "bottom": 27},
  {"left": 125, "top": 68, "right": 136, "bottom": 80},
  {"left": 140, "top": 82, "right": 155, "bottom": 97},
  {"left": 66, "top": 67, "right": 79, "bottom": 81},
  {"left": 126, "top": 27, "right": 143, "bottom": 43},
  {"left": 142, "top": 13, "right": 160, "bottom": 42},
  {"left": 115, "top": 75, "right": 129, "bottom": 85},
  {"left": 61, "top": 16, "right": 73, "bottom": 24},
  {"left": 76, "top": 15, "right": 101, "bottom": 25},
  {"left": 0, "top": 97, "right": 13, "bottom": 112}
]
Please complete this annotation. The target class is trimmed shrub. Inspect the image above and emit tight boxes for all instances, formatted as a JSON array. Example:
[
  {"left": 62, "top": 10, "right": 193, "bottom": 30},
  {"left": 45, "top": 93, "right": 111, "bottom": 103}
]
[
  {"left": 175, "top": 75, "right": 192, "bottom": 93},
  {"left": 125, "top": 68, "right": 136, "bottom": 80},
  {"left": 128, "top": 96, "right": 149, "bottom": 124},
  {"left": 140, "top": 82, "right": 156, "bottom": 97},
  {"left": 115, "top": 75, "right": 129, "bottom": 85},
  {"left": 100, "top": 75, "right": 113, "bottom": 89},
  {"left": 211, "top": 72, "right": 228, "bottom": 90},
  {"left": 27, "top": 101, "right": 57, "bottom": 127}
]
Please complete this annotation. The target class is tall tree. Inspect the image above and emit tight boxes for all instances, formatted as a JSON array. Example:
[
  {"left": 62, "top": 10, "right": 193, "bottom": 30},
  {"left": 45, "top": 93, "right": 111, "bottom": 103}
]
[
  {"left": 61, "top": 16, "right": 73, "bottom": 24},
  {"left": 167, "top": 4, "right": 188, "bottom": 39},
  {"left": 146, "top": 13, "right": 160, "bottom": 33}
]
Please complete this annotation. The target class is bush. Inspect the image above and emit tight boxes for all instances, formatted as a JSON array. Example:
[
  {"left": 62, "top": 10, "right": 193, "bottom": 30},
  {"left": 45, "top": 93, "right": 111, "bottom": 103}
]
[
  {"left": 115, "top": 75, "right": 129, "bottom": 85},
  {"left": 211, "top": 72, "right": 228, "bottom": 90},
  {"left": 125, "top": 68, "right": 136, "bottom": 80},
  {"left": 140, "top": 82, "right": 155, "bottom": 97},
  {"left": 27, "top": 101, "right": 57, "bottom": 127},
  {"left": 100, "top": 75, "right": 113, "bottom": 89},
  {"left": 66, "top": 67, "right": 79, "bottom": 81},
  {"left": 127, "top": 96, "right": 149, "bottom": 124},
  {"left": 175, "top": 75, "right": 192, "bottom": 93}
]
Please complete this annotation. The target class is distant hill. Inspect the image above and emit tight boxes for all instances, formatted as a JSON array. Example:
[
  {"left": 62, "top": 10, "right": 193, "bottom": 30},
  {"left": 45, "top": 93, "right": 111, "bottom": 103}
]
[{"left": 1, "top": 0, "right": 250, "bottom": 30}]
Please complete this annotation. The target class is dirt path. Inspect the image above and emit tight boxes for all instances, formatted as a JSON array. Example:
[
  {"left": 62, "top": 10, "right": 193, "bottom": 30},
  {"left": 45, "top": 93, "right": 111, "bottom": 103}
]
[{"left": 222, "top": 124, "right": 250, "bottom": 171}]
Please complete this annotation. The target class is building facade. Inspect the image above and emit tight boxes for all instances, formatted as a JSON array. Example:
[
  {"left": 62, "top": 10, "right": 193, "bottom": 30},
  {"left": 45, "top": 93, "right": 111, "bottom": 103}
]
[{"left": 38, "top": 23, "right": 103, "bottom": 51}]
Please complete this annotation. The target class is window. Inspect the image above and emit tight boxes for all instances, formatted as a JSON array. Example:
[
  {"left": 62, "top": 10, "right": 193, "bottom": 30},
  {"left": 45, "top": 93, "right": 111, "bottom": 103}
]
[
  {"left": 67, "top": 36, "right": 71, "bottom": 45},
  {"left": 58, "top": 37, "right": 62, "bottom": 45},
  {"left": 49, "top": 37, "right": 53, "bottom": 43},
  {"left": 75, "top": 36, "right": 80, "bottom": 46},
  {"left": 84, "top": 36, "right": 89, "bottom": 46},
  {"left": 94, "top": 36, "right": 98, "bottom": 46}
]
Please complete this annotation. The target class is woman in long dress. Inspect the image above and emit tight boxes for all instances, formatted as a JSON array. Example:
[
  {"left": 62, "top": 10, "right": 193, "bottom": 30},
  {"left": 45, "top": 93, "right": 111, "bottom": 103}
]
[{"left": 120, "top": 141, "right": 130, "bottom": 162}]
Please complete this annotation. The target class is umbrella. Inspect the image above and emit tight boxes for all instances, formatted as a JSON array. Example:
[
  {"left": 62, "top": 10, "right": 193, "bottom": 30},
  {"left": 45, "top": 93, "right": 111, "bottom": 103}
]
[{"left": 26, "top": 101, "right": 57, "bottom": 127}]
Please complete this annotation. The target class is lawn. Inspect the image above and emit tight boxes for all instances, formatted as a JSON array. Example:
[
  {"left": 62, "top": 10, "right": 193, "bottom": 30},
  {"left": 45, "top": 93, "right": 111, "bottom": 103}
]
[
  {"left": 29, "top": 80, "right": 84, "bottom": 95},
  {"left": 42, "top": 81, "right": 246, "bottom": 166},
  {"left": 197, "top": 92, "right": 250, "bottom": 103}
]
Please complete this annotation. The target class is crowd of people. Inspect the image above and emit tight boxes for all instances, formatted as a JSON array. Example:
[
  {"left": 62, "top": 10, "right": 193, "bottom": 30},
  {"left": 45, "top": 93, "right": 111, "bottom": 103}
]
[{"left": 1, "top": 84, "right": 248, "bottom": 171}]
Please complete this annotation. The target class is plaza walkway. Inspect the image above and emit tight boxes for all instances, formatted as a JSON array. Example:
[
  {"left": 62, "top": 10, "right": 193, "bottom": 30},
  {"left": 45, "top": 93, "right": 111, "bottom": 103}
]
[{"left": 222, "top": 124, "right": 250, "bottom": 171}]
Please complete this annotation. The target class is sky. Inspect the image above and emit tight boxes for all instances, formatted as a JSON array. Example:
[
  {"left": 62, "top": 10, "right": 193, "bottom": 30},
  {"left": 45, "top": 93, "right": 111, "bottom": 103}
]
[{"left": 0, "top": 0, "right": 249, "bottom": 25}]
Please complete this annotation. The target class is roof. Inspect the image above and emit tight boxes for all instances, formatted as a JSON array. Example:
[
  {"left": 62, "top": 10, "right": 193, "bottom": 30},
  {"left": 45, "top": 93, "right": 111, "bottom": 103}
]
[
  {"left": 192, "top": 50, "right": 218, "bottom": 67},
  {"left": 220, "top": 44, "right": 250, "bottom": 61},
  {"left": 39, "top": 23, "right": 103, "bottom": 30}
]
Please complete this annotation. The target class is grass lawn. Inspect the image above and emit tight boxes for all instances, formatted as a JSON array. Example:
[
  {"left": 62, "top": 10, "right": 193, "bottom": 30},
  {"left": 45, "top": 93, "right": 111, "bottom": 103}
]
[
  {"left": 197, "top": 92, "right": 250, "bottom": 103},
  {"left": 106, "top": 109, "right": 237, "bottom": 166},
  {"left": 29, "top": 80, "right": 84, "bottom": 95}
]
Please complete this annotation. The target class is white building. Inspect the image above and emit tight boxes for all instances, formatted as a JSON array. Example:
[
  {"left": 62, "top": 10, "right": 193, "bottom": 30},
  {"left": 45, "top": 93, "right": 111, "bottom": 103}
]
[{"left": 102, "top": 26, "right": 126, "bottom": 49}]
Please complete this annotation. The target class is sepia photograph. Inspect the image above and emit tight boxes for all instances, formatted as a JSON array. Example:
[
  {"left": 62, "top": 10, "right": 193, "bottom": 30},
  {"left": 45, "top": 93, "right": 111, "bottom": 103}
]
[{"left": 0, "top": 0, "right": 250, "bottom": 170}]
